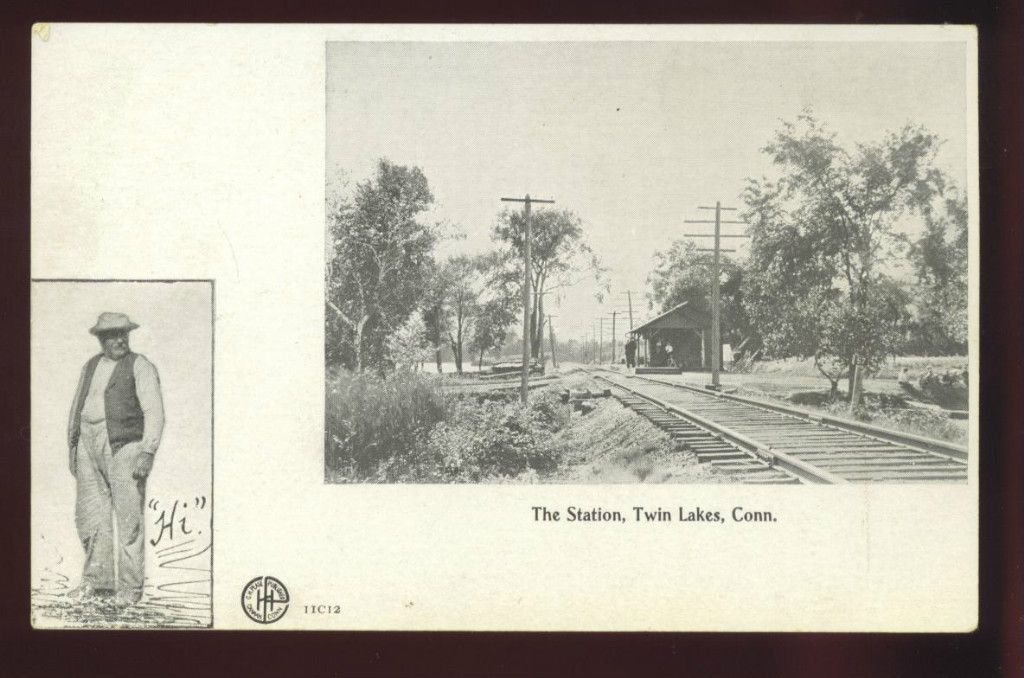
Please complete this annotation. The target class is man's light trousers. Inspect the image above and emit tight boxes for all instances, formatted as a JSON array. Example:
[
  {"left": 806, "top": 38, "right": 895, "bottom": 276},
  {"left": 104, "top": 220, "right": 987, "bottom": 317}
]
[{"left": 75, "top": 420, "right": 146, "bottom": 596}]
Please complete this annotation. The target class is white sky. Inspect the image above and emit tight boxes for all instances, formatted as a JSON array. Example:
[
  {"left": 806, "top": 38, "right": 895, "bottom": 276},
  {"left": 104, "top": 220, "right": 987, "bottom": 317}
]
[{"left": 326, "top": 40, "right": 969, "bottom": 344}]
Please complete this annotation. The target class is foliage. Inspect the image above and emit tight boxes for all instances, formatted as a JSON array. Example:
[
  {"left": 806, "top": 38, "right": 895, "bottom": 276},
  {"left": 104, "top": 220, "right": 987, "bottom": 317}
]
[
  {"left": 646, "top": 239, "right": 750, "bottom": 344},
  {"left": 818, "top": 397, "right": 966, "bottom": 443},
  {"left": 326, "top": 159, "right": 437, "bottom": 371},
  {"left": 470, "top": 296, "right": 518, "bottom": 367},
  {"left": 433, "top": 255, "right": 484, "bottom": 374},
  {"left": 811, "top": 280, "right": 911, "bottom": 397},
  {"left": 492, "top": 208, "right": 607, "bottom": 357},
  {"left": 326, "top": 369, "right": 570, "bottom": 483},
  {"left": 742, "top": 111, "right": 951, "bottom": 396},
  {"left": 386, "top": 315, "right": 433, "bottom": 370},
  {"left": 905, "top": 193, "right": 968, "bottom": 354},
  {"left": 420, "top": 260, "right": 448, "bottom": 373},
  {"left": 375, "top": 394, "right": 564, "bottom": 483},
  {"left": 416, "top": 400, "right": 561, "bottom": 482},
  {"left": 422, "top": 253, "right": 513, "bottom": 373},
  {"left": 325, "top": 368, "right": 452, "bottom": 481},
  {"left": 915, "top": 368, "right": 969, "bottom": 409}
]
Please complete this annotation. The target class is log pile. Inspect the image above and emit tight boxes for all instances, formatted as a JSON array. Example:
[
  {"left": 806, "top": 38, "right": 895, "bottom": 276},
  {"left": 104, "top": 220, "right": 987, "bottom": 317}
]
[{"left": 560, "top": 388, "right": 612, "bottom": 414}]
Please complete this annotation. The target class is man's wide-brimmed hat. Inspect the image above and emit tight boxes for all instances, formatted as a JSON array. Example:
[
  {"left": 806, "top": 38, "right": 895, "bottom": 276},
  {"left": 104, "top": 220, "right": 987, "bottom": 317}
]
[{"left": 89, "top": 312, "right": 139, "bottom": 335}]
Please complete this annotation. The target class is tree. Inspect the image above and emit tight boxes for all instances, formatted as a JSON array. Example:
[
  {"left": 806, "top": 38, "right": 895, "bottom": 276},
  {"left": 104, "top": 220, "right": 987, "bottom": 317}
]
[
  {"left": 440, "top": 255, "right": 480, "bottom": 374},
  {"left": 813, "top": 281, "right": 910, "bottom": 400},
  {"left": 420, "top": 253, "right": 512, "bottom": 374},
  {"left": 742, "top": 111, "right": 949, "bottom": 404},
  {"left": 646, "top": 239, "right": 751, "bottom": 346},
  {"left": 492, "top": 208, "right": 606, "bottom": 358},
  {"left": 469, "top": 250, "right": 519, "bottom": 367},
  {"left": 906, "top": 193, "right": 968, "bottom": 354},
  {"left": 326, "top": 159, "right": 437, "bottom": 371},
  {"left": 421, "top": 260, "right": 449, "bottom": 374},
  {"left": 470, "top": 298, "right": 517, "bottom": 368},
  {"left": 386, "top": 315, "right": 432, "bottom": 370}
]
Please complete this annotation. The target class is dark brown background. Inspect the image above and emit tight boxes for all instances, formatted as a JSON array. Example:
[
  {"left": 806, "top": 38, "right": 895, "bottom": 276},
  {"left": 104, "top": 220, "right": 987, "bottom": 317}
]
[{"left": 2, "top": 2, "right": 1021, "bottom": 676}]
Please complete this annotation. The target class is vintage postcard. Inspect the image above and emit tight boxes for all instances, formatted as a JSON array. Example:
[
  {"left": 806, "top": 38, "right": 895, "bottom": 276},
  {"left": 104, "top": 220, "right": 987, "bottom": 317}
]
[{"left": 32, "top": 24, "right": 977, "bottom": 630}]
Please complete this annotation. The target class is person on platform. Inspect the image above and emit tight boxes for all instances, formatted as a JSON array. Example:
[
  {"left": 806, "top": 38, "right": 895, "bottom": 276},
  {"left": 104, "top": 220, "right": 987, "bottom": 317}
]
[{"left": 624, "top": 335, "right": 637, "bottom": 369}]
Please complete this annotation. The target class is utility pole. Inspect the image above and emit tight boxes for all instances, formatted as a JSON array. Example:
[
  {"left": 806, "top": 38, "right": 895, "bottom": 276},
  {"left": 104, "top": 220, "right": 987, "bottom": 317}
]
[
  {"left": 547, "top": 314, "right": 558, "bottom": 369},
  {"left": 538, "top": 312, "right": 545, "bottom": 366},
  {"left": 626, "top": 291, "right": 634, "bottom": 330},
  {"left": 684, "top": 202, "right": 749, "bottom": 390},
  {"left": 611, "top": 311, "right": 618, "bottom": 365},
  {"left": 501, "top": 194, "right": 554, "bottom": 404},
  {"left": 536, "top": 290, "right": 550, "bottom": 366}
]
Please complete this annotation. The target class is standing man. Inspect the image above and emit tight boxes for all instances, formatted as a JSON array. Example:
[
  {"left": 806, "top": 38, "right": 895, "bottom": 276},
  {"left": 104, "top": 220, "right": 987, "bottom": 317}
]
[
  {"left": 624, "top": 334, "right": 637, "bottom": 370},
  {"left": 67, "top": 313, "right": 164, "bottom": 606}
]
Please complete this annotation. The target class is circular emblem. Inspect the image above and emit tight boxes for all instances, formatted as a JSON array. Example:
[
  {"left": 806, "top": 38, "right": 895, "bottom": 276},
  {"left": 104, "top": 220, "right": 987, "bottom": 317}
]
[{"left": 241, "top": 576, "right": 290, "bottom": 624}]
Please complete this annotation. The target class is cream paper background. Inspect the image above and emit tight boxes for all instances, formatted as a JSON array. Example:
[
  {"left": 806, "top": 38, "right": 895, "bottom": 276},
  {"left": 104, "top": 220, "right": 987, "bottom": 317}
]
[{"left": 31, "top": 24, "right": 978, "bottom": 631}]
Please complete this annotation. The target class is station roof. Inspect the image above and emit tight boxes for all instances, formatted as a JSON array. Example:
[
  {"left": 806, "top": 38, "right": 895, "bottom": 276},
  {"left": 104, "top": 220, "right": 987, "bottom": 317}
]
[{"left": 630, "top": 301, "right": 711, "bottom": 336}]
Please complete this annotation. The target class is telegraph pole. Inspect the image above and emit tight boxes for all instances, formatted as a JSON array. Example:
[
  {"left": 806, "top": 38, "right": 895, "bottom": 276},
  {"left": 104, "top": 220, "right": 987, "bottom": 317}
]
[
  {"left": 626, "top": 291, "right": 634, "bottom": 330},
  {"left": 547, "top": 314, "right": 558, "bottom": 369},
  {"left": 501, "top": 194, "right": 554, "bottom": 403},
  {"left": 538, "top": 312, "right": 545, "bottom": 366},
  {"left": 611, "top": 311, "right": 618, "bottom": 365},
  {"left": 684, "top": 201, "right": 749, "bottom": 390},
  {"left": 536, "top": 291, "right": 551, "bottom": 366}
]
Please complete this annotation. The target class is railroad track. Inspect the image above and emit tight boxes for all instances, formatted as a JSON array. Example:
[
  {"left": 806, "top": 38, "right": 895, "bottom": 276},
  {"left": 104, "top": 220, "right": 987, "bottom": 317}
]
[{"left": 590, "top": 370, "right": 968, "bottom": 485}]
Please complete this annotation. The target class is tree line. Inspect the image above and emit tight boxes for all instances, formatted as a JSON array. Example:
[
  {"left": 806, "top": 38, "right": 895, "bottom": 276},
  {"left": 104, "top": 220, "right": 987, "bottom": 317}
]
[
  {"left": 327, "top": 112, "right": 968, "bottom": 400},
  {"left": 646, "top": 112, "right": 968, "bottom": 404},
  {"left": 326, "top": 159, "right": 603, "bottom": 374}
]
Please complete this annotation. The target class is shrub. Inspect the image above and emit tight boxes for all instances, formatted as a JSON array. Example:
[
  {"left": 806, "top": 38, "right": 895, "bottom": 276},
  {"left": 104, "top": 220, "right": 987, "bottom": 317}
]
[
  {"left": 396, "top": 398, "right": 561, "bottom": 482},
  {"left": 419, "top": 401, "right": 557, "bottom": 485},
  {"left": 917, "top": 369, "right": 969, "bottom": 409},
  {"left": 871, "top": 408, "right": 967, "bottom": 445},
  {"left": 326, "top": 371, "right": 568, "bottom": 482},
  {"left": 528, "top": 391, "right": 570, "bottom": 432},
  {"left": 820, "top": 396, "right": 966, "bottom": 443},
  {"left": 325, "top": 368, "right": 452, "bottom": 481}
]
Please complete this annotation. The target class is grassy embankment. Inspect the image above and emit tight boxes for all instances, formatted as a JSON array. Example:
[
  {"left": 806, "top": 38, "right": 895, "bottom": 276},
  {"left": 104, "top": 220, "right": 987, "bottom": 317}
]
[
  {"left": 742, "top": 355, "right": 968, "bottom": 381},
  {"left": 735, "top": 356, "right": 969, "bottom": 444},
  {"left": 325, "top": 368, "right": 726, "bottom": 483}
]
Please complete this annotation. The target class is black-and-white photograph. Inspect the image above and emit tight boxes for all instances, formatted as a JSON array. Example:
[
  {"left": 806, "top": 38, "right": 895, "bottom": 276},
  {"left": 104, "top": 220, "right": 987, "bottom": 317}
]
[
  {"left": 31, "top": 280, "right": 213, "bottom": 628},
  {"left": 323, "top": 41, "right": 971, "bottom": 485}
]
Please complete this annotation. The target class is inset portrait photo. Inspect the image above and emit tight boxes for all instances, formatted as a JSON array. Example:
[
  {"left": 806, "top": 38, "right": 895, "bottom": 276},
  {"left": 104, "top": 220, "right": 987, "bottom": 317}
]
[{"left": 31, "top": 280, "right": 213, "bottom": 629}]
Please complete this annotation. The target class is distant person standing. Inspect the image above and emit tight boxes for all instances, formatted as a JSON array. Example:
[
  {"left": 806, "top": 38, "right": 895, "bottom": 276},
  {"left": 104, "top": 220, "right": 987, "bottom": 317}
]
[
  {"left": 67, "top": 313, "right": 164, "bottom": 606},
  {"left": 624, "top": 335, "right": 637, "bottom": 369}
]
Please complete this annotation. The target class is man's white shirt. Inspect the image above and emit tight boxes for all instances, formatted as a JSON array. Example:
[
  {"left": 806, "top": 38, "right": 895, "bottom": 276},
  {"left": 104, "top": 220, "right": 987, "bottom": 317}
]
[{"left": 75, "top": 355, "right": 165, "bottom": 456}]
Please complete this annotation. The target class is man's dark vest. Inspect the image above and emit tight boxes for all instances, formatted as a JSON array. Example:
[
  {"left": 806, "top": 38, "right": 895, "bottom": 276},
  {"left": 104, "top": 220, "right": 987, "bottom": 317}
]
[{"left": 71, "top": 352, "right": 145, "bottom": 453}]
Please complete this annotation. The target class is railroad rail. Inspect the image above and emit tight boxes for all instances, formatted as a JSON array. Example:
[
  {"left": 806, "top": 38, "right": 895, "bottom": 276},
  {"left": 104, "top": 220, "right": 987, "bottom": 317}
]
[{"left": 590, "top": 369, "right": 968, "bottom": 484}]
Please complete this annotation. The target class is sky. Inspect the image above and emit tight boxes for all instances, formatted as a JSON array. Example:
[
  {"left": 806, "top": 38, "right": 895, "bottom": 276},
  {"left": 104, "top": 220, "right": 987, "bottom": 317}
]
[{"left": 326, "top": 40, "right": 969, "bottom": 345}]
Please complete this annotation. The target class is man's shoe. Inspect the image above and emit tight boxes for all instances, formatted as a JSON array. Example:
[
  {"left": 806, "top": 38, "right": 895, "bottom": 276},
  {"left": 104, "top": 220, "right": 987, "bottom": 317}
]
[
  {"left": 66, "top": 582, "right": 113, "bottom": 601},
  {"left": 113, "top": 590, "right": 143, "bottom": 607}
]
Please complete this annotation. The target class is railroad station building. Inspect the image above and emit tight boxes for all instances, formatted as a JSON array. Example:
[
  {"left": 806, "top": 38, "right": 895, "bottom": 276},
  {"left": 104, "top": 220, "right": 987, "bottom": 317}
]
[{"left": 629, "top": 301, "right": 716, "bottom": 372}]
